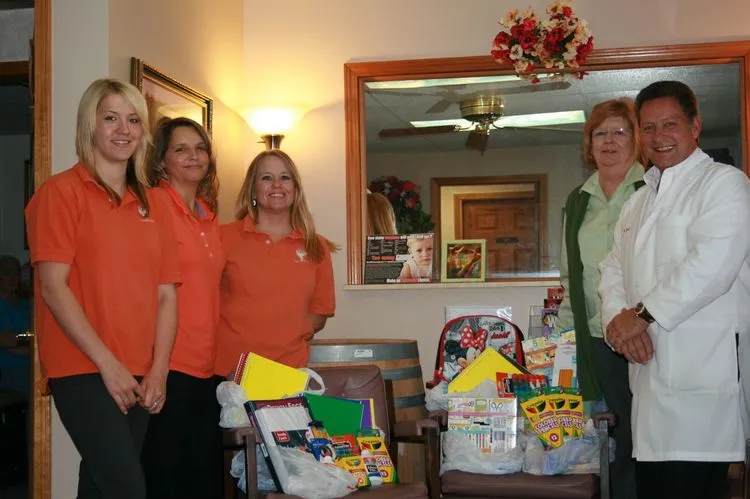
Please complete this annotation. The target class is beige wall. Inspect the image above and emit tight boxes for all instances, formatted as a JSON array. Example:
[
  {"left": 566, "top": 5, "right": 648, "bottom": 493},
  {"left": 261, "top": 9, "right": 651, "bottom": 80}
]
[{"left": 50, "top": 0, "right": 750, "bottom": 495}]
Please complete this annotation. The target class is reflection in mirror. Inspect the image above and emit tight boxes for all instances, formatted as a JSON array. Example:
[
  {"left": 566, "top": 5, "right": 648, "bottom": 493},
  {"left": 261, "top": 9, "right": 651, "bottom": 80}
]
[{"left": 363, "top": 63, "right": 742, "bottom": 280}]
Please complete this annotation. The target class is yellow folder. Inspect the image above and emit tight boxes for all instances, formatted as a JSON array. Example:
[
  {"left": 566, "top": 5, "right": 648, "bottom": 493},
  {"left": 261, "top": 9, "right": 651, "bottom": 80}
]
[
  {"left": 448, "top": 348, "right": 528, "bottom": 393},
  {"left": 233, "top": 352, "right": 310, "bottom": 401}
]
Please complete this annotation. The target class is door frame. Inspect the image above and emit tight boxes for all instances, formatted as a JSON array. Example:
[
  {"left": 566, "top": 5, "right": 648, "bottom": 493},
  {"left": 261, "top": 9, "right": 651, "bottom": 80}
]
[
  {"left": 431, "top": 174, "right": 548, "bottom": 278},
  {"left": 32, "top": 0, "right": 52, "bottom": 498}
]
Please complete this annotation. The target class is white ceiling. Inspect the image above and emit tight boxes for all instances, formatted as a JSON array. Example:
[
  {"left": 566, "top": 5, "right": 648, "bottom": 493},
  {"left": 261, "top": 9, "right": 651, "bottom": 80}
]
[{"left": 365, "top": 63, "right": 741, "bottom": 154}]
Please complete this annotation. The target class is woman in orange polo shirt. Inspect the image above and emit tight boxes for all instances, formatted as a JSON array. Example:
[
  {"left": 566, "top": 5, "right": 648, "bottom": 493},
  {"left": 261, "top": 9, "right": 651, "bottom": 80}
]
[
  {"left": 25, "top": 79, "right": 179, "bottom": 499},
  {"left": 216, "top": 150, "right": 337, "bottom": 376},
  {"left": 141, "top": 117, "right": 225, "bottom": 498}
]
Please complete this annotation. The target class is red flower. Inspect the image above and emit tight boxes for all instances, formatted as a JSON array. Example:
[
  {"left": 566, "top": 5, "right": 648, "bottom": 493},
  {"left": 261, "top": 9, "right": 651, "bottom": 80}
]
[
  {"left": 519, "top": 33, "right": 539, "bottom": 51},
  {"left": 404, "top": 192, "right": 420, "bottom": 208},
  {"left": 562, "top": 6, "right": 573, "bottom": 17},
  {"left": 403, "top": 180, "right": 417, "bottom": 191},
  {"left": 491, "top": 48, "right": 512, "bottom": 63},
  {"left": 387, "top": 191, "right": 400, "bottom": 202},
  {"left": 493, "top": 31, "right": 512, "bottom": 48},
  {"left": 521, "top": 16, "right": 537, "bottom": 31},
  {"left": 575, "top": 36, "right": 593, "bottom": 64},
  {"left": 510, "top": 23, "right": 526, "bottom": 40},
  {"left": 370, "top": 183, "right": 383, "bottom": 193}
]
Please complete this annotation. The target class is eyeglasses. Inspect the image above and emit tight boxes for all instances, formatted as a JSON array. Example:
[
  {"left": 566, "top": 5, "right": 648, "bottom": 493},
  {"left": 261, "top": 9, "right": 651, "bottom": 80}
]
[{"left": 591, "top": 128, "right": 631, "bottom": 140}]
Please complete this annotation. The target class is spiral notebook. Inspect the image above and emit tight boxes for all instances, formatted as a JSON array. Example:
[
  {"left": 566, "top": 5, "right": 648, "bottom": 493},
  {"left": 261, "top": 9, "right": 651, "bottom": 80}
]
[{"left": 233, "top": 352, "right": 310, "bottom": 401}]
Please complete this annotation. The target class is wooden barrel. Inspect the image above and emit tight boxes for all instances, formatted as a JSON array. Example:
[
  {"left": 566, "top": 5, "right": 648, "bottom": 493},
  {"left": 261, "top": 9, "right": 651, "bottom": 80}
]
[
  {"left": 308, "top": 339, "right": 427, "bottom": 484},
  {"left": 308, "top": 339, "right": 426, "bottom": 422}
]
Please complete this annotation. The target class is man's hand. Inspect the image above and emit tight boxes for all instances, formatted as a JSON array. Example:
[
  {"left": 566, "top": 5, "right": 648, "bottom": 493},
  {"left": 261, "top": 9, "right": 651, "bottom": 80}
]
[
  {"left": 618, "top": 330, "right": 654, "bottom": 364},
  {"left": 606, "top": 307, "right": 649, "bottom": 349}
]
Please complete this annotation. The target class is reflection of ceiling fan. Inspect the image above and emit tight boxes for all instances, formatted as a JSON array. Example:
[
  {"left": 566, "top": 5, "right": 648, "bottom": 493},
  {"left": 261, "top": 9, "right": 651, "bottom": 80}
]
[
  {"left": 422, "top": 79, "right": 570, "bottom": 114},
  {"left": 378, "top": 95, "right": 582, "bottom": 153}
]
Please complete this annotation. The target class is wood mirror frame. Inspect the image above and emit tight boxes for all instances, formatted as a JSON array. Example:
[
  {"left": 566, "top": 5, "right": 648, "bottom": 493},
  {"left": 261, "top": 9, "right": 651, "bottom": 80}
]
[{"left": 344, "top": 41, "right": 750, "bottom": 286}]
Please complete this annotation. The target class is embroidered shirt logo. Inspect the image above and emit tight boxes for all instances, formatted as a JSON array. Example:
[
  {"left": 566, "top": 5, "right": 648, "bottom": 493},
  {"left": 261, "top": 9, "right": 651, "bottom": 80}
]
[
  {"left": 295, "top": 249, "right": 307, "bottom": 263},
  {"left": 138, "top": 206, "right": 154, "bottom": 223}
]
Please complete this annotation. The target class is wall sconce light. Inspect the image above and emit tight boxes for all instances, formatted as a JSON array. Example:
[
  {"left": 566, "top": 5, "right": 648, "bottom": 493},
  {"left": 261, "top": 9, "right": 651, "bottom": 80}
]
[{"left": 242, "top": 106, "right": 306, "bottom": 150}]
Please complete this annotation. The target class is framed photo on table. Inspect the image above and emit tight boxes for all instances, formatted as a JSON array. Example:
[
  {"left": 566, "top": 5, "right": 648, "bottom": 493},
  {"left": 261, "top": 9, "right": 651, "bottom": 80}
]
[
  {"left": 441, "top": 239, "right": 486, "bottom": 283},
  {"left": 130, "top": 57, "right": 213, "bottom": 134}
]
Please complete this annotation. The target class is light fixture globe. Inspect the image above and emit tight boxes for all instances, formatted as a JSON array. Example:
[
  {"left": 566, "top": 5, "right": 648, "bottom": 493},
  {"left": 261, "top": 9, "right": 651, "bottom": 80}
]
[{"left": 241, "top": 106, "right": 307, "bottom": 150}]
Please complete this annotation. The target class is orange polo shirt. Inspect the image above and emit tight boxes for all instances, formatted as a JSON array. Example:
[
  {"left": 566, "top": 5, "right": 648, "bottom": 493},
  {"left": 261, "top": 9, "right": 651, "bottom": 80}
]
[
  {"left": 154, "top": 181, "right": 225, "bottom": 378},
  {"left": 215, "top": 217, "right": 335, "bottom": 376},
  {"left": 25, "top": 163, "right": 180, "bottom": 384}
]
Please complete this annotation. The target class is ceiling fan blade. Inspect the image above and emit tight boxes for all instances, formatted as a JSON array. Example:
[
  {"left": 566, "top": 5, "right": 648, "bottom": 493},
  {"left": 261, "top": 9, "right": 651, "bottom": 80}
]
[
  {"left": 425, "top": 99, "right": 454, "bottom": 114},
  {"left": 502, "top": 80, "right": 571, "bottom": 95},
  {"left": 465, "top": 130, "right": 489, "bottom": 152},
  {"left": 498, "top": 125, "right": 583, "bottom": 133},
  {"left": 378, "top": 125, "right": 457, "bottom": 139}
]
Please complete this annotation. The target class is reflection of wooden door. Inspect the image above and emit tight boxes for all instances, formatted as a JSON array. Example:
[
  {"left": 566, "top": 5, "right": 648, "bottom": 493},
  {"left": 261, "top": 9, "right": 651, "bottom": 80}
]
[{"left": 458, "top": 193, "right": 540, "bottom": 275}]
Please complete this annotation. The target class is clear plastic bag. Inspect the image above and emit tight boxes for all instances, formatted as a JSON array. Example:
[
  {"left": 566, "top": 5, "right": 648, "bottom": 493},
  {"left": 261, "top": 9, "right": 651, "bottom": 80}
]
[
  {"left": 231, "top": 449, "right": 277, "bottom": 492},
  {"left": 216, "top": 381, "right": 251, "bottom": 428},
  {"left": 441, "top": 431, "right": 523, "bottom": 475},
  {"left": 278, "top": 447, "right": 358, "bottom": 499},
  {"left": 522, "top": 420, "right": 615, "bottom": 475}
]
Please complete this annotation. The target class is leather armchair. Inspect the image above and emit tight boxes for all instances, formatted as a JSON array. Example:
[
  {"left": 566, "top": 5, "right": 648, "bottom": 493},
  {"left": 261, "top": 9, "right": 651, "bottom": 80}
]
[
  {"left": 429, "top": 409, "right": 614, "bottom": 499},
  {"left": 223, "top": 365, "right": 440, "bottom": 499}
]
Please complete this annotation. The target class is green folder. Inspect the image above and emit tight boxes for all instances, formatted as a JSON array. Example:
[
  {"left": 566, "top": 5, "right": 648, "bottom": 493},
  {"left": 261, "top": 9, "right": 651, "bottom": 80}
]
[{"left": 304, "top": 393, "right": 365, "bottom": 436}]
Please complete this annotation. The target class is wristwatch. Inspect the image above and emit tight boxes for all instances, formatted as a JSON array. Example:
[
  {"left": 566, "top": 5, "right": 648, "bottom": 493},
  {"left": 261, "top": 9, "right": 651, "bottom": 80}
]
[{"left": 634, "top": 302, "right": 655, "bottom": 324}]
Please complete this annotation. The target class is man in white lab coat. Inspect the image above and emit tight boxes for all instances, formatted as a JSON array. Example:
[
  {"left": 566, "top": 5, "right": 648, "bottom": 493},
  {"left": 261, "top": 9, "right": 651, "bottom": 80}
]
[{"left": 599, "top": 80, "right": 750, "bottom": 499}]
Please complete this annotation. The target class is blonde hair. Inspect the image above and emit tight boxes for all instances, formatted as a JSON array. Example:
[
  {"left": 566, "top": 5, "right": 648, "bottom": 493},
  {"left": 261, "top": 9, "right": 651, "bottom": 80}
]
[
  {"left": 582, "top": 97, "right": 648, "bottom": 169},
  {"left": 147, "top": 117, "right": 220, "bottom": 213},
  {"left": 235, "top": 150, "right": 338, "bottom": 262},
  {"left": 367, "top": 192, "right": 398, "bottom": 235},
  {"left": 75, "top": 78, "right": 151, "bottom": 213}
]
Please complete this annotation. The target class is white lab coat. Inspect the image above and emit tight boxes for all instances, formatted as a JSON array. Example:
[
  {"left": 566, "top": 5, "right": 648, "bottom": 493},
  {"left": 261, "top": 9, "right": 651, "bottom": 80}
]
[{"left": 599, "top": 148, "right": 750, "bottom": 462}]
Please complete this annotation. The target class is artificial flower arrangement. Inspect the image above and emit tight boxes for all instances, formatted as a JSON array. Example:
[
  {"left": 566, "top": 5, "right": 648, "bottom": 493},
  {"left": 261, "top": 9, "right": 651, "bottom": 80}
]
[
  {"left": 368, "top": 176, "right": 435, "bottom": 234},
  {"left": 491, "top": 0, "right": 594, "bottom": 82}
]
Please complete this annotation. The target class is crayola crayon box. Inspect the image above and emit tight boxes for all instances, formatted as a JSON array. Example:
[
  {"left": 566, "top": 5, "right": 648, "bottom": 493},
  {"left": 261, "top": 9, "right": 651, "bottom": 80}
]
[{"left": 447, "top": 397, "right": 518, "bottom": 454}]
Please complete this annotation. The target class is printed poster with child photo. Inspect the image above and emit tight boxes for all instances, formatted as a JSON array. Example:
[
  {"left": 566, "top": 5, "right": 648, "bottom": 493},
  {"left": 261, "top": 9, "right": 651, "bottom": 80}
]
[{"left": 364, "top": 233, "right": 434, "bottom": 284}]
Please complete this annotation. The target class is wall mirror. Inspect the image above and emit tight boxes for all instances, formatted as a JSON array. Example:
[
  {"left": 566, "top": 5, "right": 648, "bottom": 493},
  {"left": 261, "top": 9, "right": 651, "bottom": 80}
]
[{"left": 345, "top": 42, "right": 750, "bottom": 286}]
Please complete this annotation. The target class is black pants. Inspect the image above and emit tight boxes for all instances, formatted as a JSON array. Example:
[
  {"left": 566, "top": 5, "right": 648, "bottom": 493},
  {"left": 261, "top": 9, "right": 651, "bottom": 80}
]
[
  {"left": 636, "top": 460, "right": 730, "bottom": 499},
  {"left": 591, "top": 337, "right": 637, "bottom": 499},
  {"left": 49, "top": 373, "right": 149, "bottom": 499},
  {"left": 141, "top": 371, "right": 223, "bottom": 499}
]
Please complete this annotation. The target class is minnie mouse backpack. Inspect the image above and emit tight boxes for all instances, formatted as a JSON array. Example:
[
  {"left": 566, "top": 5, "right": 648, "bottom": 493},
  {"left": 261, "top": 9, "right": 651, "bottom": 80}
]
[{"left": 426, "top": 315, "right": 526, "bottom": 389}]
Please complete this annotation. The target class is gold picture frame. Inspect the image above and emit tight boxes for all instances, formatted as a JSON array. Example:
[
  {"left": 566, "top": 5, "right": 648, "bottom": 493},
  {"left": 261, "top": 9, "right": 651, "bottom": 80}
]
[
  {"left": 130, "top": 57, "right": 213, "bottom": 134},
  {"left": 441, "top": 239, "right": 486, "bottom": 283}
]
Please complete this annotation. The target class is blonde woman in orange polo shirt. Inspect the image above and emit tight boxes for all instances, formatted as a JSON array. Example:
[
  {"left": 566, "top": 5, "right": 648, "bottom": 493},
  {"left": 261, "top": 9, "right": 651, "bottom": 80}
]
[
  {"left": 141, "top": 117, "right": 225, "bottom": 499},
  {"left": 25, "top": 79, "right": 179, "bottom": 499},
  {"left": 216, "top": 150, "right": 337, "bottom": 376}
]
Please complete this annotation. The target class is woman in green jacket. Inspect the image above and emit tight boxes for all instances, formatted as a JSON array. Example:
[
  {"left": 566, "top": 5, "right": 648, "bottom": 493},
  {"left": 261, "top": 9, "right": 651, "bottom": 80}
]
[{"left": 558, "top": 97, "right": 646, "bottom": 499}]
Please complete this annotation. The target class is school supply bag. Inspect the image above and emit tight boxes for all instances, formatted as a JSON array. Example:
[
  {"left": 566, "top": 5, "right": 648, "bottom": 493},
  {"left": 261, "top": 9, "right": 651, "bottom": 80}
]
[{"left": 427, "top": 315, "right": 526, "bottom": 389}]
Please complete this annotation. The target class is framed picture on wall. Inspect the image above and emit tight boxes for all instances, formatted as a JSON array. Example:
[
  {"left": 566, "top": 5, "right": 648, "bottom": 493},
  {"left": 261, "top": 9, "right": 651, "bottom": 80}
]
[
  {"left": 130, "top": 57, "right": 213, "bottom": 134},
  {"left": 441, "top": 239, "right": 486, "bottom": 283}
]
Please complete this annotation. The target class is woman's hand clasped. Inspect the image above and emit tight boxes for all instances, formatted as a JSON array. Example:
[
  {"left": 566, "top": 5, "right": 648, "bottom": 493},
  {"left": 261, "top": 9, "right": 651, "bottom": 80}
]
[
  {"left": 99, "top": 358, "right": 145, "bottom": 415},
  {"left": 139, "top": 368, "right": 168, "bottom": 415}
]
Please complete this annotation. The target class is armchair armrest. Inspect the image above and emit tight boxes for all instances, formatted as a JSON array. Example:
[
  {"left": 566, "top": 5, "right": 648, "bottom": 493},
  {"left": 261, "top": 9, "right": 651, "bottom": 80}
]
[
  {"left": 223, "top": 425, "right": 257, "bottom": 448},
  {"left": 427, "top": 409, "right": 447, "bottom": 431},
  {"left": 222, "top": 426, "right": 259, "bottom": 499},
  {"left": 392, "top": 418, "right": 440, "bottom": 439}
]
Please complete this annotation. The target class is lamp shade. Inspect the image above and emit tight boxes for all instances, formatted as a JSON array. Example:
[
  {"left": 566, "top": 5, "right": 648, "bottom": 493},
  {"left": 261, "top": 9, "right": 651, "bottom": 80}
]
[{"left": 242, "top": 107, "right": 304, "bottom": 136}]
